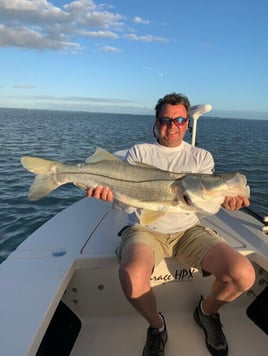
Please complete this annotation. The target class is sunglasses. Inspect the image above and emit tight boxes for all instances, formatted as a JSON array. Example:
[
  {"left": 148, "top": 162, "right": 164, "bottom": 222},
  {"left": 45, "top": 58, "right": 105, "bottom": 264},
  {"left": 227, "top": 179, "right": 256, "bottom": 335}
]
[{"left": 158, "top": 116, "right": 189, "bottom": 127}]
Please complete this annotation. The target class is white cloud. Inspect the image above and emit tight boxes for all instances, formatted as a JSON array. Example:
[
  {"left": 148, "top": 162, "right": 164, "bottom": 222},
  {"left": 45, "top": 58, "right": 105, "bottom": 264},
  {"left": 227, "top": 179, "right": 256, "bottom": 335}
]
[
  {"left": 0, "top": 24, "right": 79, "bottom": 49},
  {"left": 133, "top": 16, "right": 150, "bottom": 25},
  {"left": 79, "top": 30, "right": 119, "bottom": 39},
  {"left": 0, "top": 0, "right": 123, "bottom": 50},
  {"left": 159, "top": 72, "right": 168, "bottom": 78},
  {"left": 125, "top": 33, "right": 170, "bottom": 43},
  {"left": 0, "top": 0, "right": 170, "bottom": 50},
  {"left": 100, "top": 45, "right": 121, "bottom": 53},
  {"left": 0, "top": 0, "right": 69, "bottom": 25}
]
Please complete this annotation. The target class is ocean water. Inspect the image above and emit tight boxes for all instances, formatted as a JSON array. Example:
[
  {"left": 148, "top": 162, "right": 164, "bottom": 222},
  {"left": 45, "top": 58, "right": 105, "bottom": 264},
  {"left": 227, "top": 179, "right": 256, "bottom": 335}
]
[{"left": 0, "top": 108, "right": 267, "bottom": 264}]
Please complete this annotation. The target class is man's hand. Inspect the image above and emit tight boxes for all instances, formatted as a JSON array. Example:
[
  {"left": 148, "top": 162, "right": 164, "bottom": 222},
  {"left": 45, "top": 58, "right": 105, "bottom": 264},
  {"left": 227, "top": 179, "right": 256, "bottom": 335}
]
[
  {"left": 87, "top": 186, "right": 113, "bottom": 202},
  {"left": 222, "top": 196, "right": 250, "bottom": 210}
]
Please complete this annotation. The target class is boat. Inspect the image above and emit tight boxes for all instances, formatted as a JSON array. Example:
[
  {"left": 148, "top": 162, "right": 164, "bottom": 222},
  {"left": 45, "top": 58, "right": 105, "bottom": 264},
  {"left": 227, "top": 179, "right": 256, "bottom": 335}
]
[{"left": 0, "top": 105, "right": 267, "bottom": 356}]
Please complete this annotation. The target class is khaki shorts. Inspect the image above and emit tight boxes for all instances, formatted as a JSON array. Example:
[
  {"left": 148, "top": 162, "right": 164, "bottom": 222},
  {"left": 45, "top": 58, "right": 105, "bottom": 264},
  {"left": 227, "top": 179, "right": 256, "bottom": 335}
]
[{"left": 117, "top": 224, "right": 225, "bottom": 272}]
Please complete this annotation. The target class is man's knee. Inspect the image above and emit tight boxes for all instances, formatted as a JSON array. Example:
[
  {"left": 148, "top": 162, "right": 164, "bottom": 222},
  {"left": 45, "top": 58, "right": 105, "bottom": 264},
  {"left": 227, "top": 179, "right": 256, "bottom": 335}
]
[
  {"left": 119, "top": 264, "right": 151, "bottom": 298},
  {"left": 227, "top": 257, "right": 255, "bottom": 292}
]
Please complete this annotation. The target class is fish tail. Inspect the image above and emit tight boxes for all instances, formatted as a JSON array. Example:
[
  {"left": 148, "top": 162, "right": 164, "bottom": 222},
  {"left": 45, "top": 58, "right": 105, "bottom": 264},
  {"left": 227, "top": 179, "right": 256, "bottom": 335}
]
[{"left": 21, "top": 156, "right": 63, "bottom": 200}]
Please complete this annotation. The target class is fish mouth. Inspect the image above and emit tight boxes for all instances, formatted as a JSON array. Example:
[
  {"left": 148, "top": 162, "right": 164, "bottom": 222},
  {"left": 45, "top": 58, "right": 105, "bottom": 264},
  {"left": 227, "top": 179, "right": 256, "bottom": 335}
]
[{"left": 183, "top": 194, "right": 192, "bottom": 206}]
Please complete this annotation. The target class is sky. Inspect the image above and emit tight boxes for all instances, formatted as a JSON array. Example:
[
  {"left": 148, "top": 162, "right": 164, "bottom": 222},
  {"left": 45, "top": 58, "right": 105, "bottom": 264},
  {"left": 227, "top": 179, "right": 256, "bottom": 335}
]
[{"left": 0, "top": 0, "right": 268, "bottom": 119}]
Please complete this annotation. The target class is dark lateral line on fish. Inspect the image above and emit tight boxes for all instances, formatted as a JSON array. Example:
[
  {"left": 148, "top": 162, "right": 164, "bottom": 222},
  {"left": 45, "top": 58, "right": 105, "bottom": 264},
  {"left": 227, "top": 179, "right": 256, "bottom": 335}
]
[{"left": 56, "top": 172, "right": 178, "bottom": 184}]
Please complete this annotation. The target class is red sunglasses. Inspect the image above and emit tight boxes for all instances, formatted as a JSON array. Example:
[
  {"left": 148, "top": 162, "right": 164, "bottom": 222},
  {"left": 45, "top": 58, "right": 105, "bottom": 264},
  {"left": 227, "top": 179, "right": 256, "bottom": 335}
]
[{"left": 158, "top": 116, "right": 189, "bottom": 127}]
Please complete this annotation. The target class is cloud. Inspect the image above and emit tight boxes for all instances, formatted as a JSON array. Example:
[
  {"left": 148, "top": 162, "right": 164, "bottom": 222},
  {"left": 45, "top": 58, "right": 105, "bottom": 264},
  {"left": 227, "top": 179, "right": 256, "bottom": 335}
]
[
  {"left": 0, "top": 24, "right": 79, "bottom": 50},
  {"left": 3, "top": 92, "right": 151, "bottom": 114},
  {"left": 100, "top": 45, "right": 121, "bottom": 53},
  {"left": 124, "top": 33, "right": 170, "bottom": 43},
  {"left": 159, "top": 72, "right": 168, "bottom": 78},
  {"left": 78, "top": 30, "right": 119, "bottom": 39},
  {"left": 0, "top": 0, "right": 170, "bottom": 50},
  {"left": 133, "top": 16, "right": 150, "bottom": 25},
  {"left": 14, "top": 84, "right": 36, "bottom": 89},
  {"left": 17, "top": 95, "right": 133, "bottom": 104},
  {"left": 0, "top": 0, "right": 122, "bottom": 50}
]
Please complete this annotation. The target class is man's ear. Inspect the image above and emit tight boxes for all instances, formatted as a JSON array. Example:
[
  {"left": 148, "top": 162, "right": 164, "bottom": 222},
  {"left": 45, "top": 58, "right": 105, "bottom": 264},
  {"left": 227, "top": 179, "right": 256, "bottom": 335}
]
[{"left": 152, "top": 122, "right": 158, "bottom": 139}]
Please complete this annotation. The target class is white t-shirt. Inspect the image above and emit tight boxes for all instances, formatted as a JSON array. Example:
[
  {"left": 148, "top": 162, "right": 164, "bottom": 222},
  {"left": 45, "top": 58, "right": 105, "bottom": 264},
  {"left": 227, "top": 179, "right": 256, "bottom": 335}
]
[{"left": 121, "top": 141, "right": 215, "bottom": 233}]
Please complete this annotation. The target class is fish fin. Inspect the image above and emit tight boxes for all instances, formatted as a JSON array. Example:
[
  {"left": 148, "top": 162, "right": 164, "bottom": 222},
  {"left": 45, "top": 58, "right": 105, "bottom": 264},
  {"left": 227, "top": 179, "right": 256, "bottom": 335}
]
[
  {"left": 73, "top": 182, "right": 88, "bottom": 190},
  {"left": 140, "top": 210, "right": 166, "bottom": 225},
  {"left": 28, "top": 175, "right": 60, "bottom": 201},
  {"left": 21, "top": 156, "right": 62, "bottom": 174},
  {"left": 86, "top": 147, "right": 121, "bottom": 163},
  {"left": 21, "top": 156, "right": 63, "bottom": 200}
]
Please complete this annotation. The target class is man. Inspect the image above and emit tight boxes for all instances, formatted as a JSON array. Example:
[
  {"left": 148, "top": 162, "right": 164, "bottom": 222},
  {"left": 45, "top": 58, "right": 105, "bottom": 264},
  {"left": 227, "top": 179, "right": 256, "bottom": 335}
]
[{"left": 87, "top": 93, "right": 255, "bottom": 356}]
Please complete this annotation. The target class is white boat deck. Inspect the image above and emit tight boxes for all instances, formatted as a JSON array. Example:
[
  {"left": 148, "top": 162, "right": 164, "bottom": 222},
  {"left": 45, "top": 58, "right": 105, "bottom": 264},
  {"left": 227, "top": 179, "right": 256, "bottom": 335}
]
[
  {"left": 64, "top": 260, "right": 268, "bottom": 356},
  {"left": 70, "top": 307, "right": 267, "bottom": 356}
]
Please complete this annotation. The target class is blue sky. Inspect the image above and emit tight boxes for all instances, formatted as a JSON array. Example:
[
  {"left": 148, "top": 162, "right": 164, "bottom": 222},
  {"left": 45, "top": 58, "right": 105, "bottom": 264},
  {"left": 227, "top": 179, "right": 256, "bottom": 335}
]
[{"left": 0, "top": 0, "right": 268, "bottom": 119}]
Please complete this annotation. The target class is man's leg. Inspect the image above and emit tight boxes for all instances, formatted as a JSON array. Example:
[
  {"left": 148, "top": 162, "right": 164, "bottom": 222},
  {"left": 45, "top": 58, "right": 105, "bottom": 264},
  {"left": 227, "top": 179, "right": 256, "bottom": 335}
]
[
  {"left": 119, "top": 242, "right": 167, "bottom": 355},
  {"left": 119, "top": 242, "right": 163, "bottom": 329},
  {"left": 201, "top": 242, "right": 255, "bottom": 313},
  {"left": 194, "top": 242, "right": 255, "bottom": 356}
]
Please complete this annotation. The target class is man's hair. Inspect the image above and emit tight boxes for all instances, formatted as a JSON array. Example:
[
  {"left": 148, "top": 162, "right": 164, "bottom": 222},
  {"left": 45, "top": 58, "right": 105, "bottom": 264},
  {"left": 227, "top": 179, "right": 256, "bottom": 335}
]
[{"left": 154, "top": 92, "right": 191, "bottom": 118}]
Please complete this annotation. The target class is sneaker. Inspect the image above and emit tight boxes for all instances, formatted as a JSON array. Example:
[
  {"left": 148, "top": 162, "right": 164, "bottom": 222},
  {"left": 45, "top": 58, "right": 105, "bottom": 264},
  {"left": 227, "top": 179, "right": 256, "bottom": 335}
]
[
  {"left": 142, "top": 313, "right": 168, "bottom": 356},
  {"left": 193, "top": 298, "right": 228, "bottom": 356}
]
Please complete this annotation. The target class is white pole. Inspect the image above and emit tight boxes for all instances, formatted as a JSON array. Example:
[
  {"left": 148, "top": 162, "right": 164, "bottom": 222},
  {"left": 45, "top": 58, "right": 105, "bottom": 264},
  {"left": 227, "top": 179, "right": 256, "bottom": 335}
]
[{"left": 190, "top": 104, "right": 212, "bottom": 146}]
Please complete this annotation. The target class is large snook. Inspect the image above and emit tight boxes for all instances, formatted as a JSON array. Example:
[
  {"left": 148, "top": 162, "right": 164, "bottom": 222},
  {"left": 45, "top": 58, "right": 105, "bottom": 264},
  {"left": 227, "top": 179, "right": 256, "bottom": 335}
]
[{"left": 21, "top": 148, "right": 250, "bottom": 224}]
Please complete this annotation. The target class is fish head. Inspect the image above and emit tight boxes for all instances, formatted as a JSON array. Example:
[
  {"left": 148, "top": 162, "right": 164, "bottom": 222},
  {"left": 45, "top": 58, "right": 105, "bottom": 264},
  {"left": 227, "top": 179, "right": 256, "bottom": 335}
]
[{"left": 173, "top": 173, "right": 250, "bottom": 215}]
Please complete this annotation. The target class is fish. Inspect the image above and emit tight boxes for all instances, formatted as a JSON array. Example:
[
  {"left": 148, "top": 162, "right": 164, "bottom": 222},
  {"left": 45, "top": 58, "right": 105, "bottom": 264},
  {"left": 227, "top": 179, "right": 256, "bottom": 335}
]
[{"left": 21, "top": 147, "right": 250, "bottom": 224}]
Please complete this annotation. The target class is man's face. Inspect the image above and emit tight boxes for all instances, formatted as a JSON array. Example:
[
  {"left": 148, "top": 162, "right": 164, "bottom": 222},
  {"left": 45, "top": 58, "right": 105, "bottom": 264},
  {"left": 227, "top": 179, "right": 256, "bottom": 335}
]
[{"left": 156, "top": 104, "right": 189, "bottom": 147}]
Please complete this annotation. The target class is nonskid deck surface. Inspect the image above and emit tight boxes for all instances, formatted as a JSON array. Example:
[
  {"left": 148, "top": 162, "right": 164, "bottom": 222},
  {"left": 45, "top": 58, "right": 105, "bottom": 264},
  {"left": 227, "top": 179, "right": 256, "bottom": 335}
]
[{"left": 70, "top": 306, "right": 267, "bottom": 356}]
